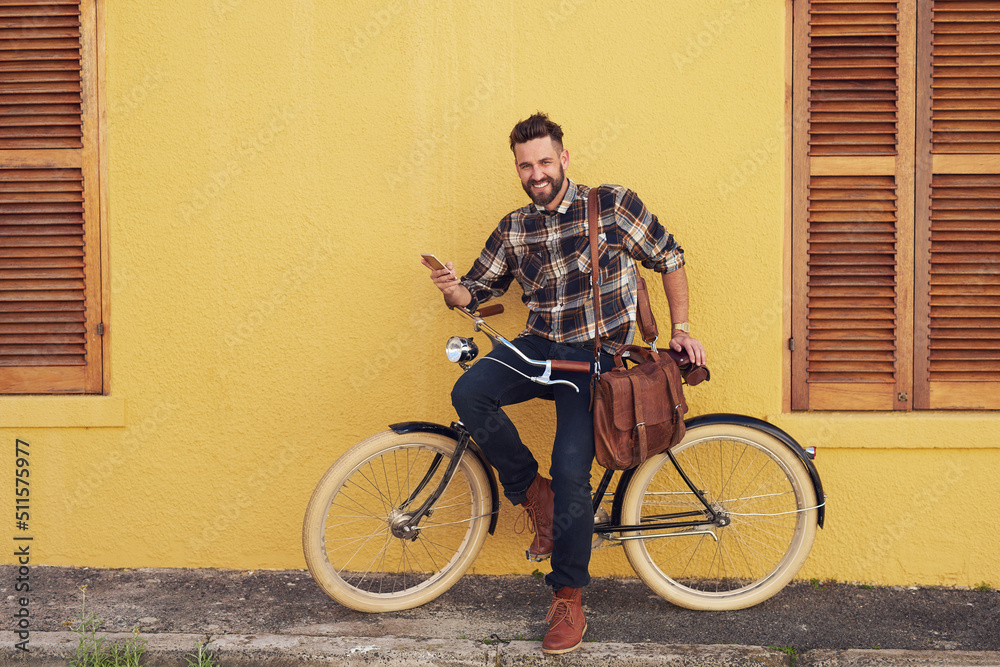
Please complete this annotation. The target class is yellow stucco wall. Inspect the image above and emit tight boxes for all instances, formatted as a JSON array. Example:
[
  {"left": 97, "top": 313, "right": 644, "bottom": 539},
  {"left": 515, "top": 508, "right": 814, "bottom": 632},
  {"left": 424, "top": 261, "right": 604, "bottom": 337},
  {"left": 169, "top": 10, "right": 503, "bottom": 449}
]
[{"left": 1, "top": 0, "right": 997, "bottom": 587}]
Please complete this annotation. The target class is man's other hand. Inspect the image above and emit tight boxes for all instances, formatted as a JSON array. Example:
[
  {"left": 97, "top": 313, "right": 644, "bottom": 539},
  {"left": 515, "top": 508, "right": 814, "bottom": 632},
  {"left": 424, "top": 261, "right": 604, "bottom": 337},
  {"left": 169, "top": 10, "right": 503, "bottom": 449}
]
[{"left": 669, "top": 331, "right": 706, "bottom": 367}]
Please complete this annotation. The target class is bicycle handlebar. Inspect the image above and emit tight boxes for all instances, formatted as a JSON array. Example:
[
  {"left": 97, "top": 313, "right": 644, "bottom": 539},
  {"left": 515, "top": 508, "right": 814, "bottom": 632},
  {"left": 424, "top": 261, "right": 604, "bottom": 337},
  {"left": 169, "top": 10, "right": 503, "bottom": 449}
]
[{"left": 452, "top": 303, "right": 709, "bottom": 387}]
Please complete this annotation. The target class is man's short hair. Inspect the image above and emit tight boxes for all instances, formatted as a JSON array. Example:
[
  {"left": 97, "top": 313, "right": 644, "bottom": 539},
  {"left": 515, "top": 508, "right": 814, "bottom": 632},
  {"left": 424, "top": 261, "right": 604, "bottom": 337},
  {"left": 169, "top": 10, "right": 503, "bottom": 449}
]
[{"left": 509, "top": 112, "right": 564, "bottom": 153}]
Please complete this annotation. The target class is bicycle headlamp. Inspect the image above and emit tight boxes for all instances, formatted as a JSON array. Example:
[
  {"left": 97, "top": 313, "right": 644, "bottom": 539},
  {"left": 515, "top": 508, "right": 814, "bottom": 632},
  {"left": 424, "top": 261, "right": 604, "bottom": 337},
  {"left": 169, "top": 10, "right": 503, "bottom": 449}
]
[{"left": 445, "top": 336, "right": 478, "bottom": 363}]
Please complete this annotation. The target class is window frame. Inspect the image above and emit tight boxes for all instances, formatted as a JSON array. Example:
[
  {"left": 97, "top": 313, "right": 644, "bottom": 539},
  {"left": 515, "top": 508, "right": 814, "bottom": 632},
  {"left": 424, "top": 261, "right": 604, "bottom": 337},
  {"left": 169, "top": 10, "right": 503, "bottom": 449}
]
[
  {"left": 0, "top": 0, "right": 109, "bottom": 395},
  {"left": 786, "top": 0, "right": 1000, "bottom": 411}
]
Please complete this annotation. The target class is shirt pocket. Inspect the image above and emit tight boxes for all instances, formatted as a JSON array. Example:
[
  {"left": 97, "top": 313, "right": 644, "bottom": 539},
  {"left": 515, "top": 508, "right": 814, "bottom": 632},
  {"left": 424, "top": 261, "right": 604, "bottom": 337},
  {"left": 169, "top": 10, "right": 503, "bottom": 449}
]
[
  {"left": 518, "top": 251, "right": 547, "bottom": 292},
  {"left": 575, "top": 232, "right": 612, "bottom": 279}
]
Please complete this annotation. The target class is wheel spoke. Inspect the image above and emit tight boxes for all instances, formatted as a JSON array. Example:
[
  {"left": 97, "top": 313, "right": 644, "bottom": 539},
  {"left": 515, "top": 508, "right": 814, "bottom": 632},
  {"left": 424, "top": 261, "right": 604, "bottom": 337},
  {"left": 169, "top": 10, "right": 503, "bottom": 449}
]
[
  {"left": 348, "top": 465, "right": 395, "bottom": 514},
  {"left": 416, "top": 531, "right": 445, "bottom": 572},
  {"left": 322, "top": 514, "right": 385, "bottom": 534},
  {"left": 324, "top": 526, "right": 389, "bottom": 549},
  {"left": 328, "top": 494, "right": 386, "bottom": 522},
  {"left": 342, "top": 529, "right": 395, "bottom": 589}
]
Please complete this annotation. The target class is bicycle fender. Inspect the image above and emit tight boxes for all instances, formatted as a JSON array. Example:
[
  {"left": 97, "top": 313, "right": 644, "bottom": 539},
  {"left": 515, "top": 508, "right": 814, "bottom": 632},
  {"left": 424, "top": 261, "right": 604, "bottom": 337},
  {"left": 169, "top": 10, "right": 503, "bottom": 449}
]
[
  {"left": 612, "top": 414, "right": 826, "bottom": 529},
  {"left": 389, "top": 421, "right": 500, "bottom": 535}
]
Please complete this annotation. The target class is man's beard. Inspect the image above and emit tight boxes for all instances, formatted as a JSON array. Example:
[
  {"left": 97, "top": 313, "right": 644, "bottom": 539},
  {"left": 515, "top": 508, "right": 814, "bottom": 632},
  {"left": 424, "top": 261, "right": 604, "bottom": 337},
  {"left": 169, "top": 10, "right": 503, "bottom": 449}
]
[{"left": 523, "top": 168, "right": 565, "bottom": 207}]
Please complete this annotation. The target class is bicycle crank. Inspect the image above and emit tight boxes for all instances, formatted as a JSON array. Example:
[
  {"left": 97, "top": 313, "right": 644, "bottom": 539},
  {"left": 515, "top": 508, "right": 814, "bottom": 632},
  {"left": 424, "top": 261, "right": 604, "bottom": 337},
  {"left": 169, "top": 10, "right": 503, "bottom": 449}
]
[{"left": 592, "top": 507, "right": 620, "bottom": 550}]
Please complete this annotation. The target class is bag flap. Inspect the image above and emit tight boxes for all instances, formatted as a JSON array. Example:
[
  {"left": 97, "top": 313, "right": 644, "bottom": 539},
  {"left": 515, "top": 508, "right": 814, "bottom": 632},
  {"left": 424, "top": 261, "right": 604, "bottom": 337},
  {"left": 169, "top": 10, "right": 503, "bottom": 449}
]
[{"left": 602, "top": 365, "right": 674, "bottom": 432}]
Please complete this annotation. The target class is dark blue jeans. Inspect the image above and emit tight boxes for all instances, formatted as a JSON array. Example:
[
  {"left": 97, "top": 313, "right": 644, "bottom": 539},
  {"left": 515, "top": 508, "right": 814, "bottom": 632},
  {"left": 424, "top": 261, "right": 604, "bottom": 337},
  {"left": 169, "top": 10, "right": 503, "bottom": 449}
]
[{"left": 451, "top": 334, "right": 613, "bottom": 590}]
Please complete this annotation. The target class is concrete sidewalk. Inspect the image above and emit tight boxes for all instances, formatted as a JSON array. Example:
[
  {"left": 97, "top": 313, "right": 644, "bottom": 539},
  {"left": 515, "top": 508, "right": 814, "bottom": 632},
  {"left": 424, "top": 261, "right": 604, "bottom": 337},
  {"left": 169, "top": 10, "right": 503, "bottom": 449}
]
[{"left": 1, "top": 566, "right": 998, "bottom": 665}]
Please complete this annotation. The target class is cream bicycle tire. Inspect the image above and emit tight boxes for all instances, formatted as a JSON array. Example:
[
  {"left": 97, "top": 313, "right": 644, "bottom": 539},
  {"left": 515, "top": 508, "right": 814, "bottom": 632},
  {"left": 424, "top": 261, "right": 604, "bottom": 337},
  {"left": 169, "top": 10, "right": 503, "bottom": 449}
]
[
  {"left": 621, "top": 423, "right": 818, "bottom": 611},
  {"left": 303, "top": 430, "right": 492, "bottom": 612}
]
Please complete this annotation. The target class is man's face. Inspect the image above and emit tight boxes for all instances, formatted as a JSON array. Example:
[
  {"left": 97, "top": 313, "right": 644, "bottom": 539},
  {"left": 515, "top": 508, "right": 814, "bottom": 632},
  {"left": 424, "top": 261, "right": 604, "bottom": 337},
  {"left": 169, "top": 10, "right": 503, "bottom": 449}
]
[{"left": 514, "top": 136, "right": 569, "bottom": 210}]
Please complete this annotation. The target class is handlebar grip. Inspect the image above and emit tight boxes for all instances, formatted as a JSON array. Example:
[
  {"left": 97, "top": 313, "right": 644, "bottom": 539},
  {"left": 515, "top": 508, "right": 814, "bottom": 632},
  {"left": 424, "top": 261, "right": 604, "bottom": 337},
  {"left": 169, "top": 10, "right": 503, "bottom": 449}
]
[
  {"left": 550, "top": 359, "right": 592, "bottom": 373},
  {"left": 664, "top": 348, "right": 711, "bottom": 385},
  {"left": 475, "top": 304, "right": 505, "bottom": 317}
]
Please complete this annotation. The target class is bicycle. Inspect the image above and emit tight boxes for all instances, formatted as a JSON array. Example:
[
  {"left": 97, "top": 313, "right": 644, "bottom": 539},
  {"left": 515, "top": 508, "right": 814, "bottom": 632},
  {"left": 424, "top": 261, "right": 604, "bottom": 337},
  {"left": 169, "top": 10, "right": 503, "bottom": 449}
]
[{"left": 302, "top": 304, "right": 826, "bottom": 613}]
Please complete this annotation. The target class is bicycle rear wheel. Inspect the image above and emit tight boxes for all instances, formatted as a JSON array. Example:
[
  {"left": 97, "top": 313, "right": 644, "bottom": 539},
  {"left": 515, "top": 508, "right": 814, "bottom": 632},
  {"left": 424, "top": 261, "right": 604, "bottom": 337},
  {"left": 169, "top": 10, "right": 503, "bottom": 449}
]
[
  {"left": 302, "top": 430, "right": 492, "bottom": 612},
  {"left": 621, "top": 423, "right": 818, "bottom": 610}
]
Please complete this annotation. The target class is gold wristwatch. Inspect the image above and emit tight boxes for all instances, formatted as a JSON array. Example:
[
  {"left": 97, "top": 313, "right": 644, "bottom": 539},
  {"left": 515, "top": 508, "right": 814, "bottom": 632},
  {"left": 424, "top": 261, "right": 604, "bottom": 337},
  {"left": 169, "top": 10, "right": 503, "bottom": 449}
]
[{"left": 672, "top": 322, "right": 690, "bottom": 333}]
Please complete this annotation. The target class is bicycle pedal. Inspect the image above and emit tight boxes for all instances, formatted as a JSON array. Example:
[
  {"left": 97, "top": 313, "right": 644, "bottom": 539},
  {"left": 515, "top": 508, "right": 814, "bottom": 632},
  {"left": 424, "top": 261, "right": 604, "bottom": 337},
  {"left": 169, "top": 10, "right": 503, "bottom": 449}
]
[{"left": 525, "top": 550, "right": 552, "bottom": 562}]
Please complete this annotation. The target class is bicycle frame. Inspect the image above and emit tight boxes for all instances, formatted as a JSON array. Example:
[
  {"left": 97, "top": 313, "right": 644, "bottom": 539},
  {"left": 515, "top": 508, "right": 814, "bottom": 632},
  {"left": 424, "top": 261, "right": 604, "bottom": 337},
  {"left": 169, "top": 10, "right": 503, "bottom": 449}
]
[
  {"left": 590, "top": 450, "right": 724, "bottom": 541},
  {"left": 389, "top": 419, "right": 730, "bottom": 545}
]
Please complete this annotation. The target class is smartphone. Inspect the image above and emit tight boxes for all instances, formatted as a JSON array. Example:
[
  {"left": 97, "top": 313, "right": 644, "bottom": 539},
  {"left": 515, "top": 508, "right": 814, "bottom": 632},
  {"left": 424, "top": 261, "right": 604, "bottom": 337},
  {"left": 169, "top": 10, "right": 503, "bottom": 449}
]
[{"left": 421, "top": 253, "right": 446, "bottom": 271}]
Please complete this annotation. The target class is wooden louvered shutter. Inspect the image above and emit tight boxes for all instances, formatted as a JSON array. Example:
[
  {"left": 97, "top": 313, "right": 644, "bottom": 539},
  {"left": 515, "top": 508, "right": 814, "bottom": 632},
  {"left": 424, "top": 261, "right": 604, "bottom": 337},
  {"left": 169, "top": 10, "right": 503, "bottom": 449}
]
[
  {"left": 0, "top": 0, "right": 104, "bottom": 393},
  {"left": 792, "top": 0, "right": 916, "bottom": 410},
  {"left": 914, "top": 0, "right": 1000, "bottom": 408}
]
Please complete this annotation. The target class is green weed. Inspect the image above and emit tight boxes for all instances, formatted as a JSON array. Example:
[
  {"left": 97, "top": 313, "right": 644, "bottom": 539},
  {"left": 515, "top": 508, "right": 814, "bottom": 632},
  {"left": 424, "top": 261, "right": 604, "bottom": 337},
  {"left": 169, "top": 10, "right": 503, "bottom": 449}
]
[
  {"left": 809, "top": 578, "right": 836, "bottom": 591},
  {"left": 769, "top": 645, "right": 799, "bottom": 666},
  {"left": 185, "top": 640, "right": 221, "bottom": 667},
  {"left": 68, "top": 586, "right": 147, "bottom": 667},
  {"left": 973, "top": 581, "right": 992, "bottom": 591}
]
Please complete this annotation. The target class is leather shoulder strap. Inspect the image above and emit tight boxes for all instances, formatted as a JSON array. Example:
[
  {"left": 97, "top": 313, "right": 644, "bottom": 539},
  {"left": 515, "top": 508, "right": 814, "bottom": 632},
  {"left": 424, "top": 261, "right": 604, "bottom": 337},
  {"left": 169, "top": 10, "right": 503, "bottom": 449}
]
[{"left": 587, "top": 188, "right": 603, "bottom": 363}]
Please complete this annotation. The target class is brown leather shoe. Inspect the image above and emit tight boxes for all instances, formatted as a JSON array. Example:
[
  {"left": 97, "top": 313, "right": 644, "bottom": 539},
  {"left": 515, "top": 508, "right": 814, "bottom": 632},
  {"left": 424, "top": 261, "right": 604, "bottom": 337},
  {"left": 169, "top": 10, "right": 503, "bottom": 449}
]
[
  {"left": 515, "top": 474, "right": 554, "bottom": 561},
  {"left": 542, "top": 587, "right": 587, "bottom": 654}
]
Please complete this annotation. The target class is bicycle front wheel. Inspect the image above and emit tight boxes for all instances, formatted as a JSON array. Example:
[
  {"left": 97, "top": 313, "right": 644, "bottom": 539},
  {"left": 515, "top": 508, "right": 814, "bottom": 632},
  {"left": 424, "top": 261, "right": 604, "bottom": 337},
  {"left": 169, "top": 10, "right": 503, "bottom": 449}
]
[
  {"left": 621, "top": 423, "right": 818, "bottom": 610},
  {"left": 302, "top": 430, "right": 492, "bottom": 612}
]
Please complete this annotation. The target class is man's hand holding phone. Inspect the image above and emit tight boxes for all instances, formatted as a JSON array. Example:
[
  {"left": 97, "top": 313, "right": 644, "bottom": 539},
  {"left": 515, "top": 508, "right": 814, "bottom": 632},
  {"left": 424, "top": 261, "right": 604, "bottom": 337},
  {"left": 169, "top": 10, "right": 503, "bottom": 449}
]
[{"left": 421, "top": 254, "right": 471, "bottom": 308}]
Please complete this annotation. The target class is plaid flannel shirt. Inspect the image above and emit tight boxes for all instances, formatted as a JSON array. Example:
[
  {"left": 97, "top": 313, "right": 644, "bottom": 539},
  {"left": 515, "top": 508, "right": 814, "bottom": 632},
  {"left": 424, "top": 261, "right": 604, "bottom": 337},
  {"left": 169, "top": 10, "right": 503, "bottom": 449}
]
[{"left": 460, "top": 180, "right": 685, "bottom": 352}]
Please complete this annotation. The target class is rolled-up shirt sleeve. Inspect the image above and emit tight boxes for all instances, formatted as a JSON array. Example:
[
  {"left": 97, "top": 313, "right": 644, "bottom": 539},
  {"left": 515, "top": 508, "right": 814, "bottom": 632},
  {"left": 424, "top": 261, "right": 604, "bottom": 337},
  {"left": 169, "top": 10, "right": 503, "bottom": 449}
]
[
  {"left": 459, "top": 225, "right": 514, "bottom": 311},
  {"left": 614, "top": 187, "right": 685, "bottom": 274}
]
